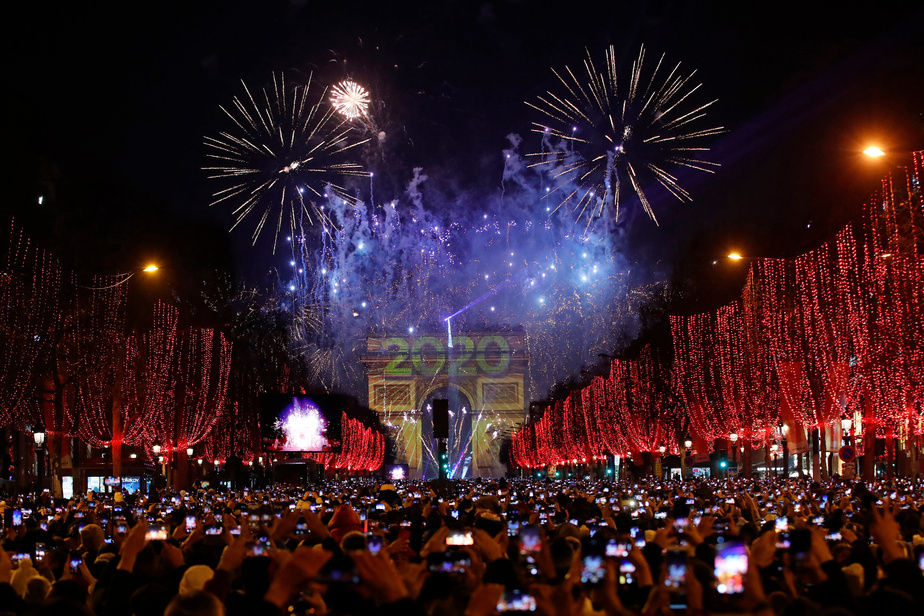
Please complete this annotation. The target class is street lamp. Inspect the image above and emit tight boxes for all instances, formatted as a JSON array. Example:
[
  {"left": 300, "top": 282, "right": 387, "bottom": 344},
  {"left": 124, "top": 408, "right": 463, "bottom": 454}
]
[
  {"left": 729, "top": 433, "right": 738, "bottom": 473},
  {"left": 152, "top": 442, "right": 162, "bottom": 456},
  {"left": 863, "top": 146, "right": 885, "bottom": 158},
  {"left": 186, "top": 447, "right": 194, "bottom": 457},
  {"left": 33, "top": 430, "right": 46, "bottom": 494},
  {"left": 77, "top": 264, "right": 160, "bottom": 290}
]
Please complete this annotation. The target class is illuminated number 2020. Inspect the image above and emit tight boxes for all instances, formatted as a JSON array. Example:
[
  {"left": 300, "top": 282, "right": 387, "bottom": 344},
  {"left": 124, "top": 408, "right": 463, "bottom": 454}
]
[
  {"left": 382, "top": 337, "right": 411, "bottom": 376},
  {"left": 412, "top": 337, "right": 445, "bottom": 375},
  {"left": 477, "top": 335, "right": 510, "bottom": 374}
]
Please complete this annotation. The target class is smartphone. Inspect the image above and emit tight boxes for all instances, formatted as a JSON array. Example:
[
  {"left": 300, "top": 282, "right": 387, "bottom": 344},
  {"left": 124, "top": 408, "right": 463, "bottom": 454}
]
[
  {"left": 660, "top": 549, "right": 687, "bottom": 608},
  {"left": 185, "top": 515, "right": 196, "bottom": 532},
  {"left": 825, "top": 532, "right": 843, "bottom": 541},
  {"left": 508, "top": 518, "right": 520, "bottom": 537},
  {"left": 714, "top": 539, "right": 747, "bottom": 595},
  {"left": 145, "top": 525, "right": 168, "bottom": 541},
  {"left": 12, "top": 509, "right": 22, "bottom": 527},
  {"left": 790, "top": 529, "right": 812, "bottom": 566},
  {"left": 427, "top": 551, "right": 471, "bottom": 574},
  {"left": 519, "top": 525, "right": 541, "bottom": 578},
  {"left": 115, "top": 520, "right": 128, "bottom": 534},
  {"left": 519, "top": 526, "right": 541, "bottom": 556},
  {"left": 70, "top": 552, "right": 82, "bottom": 574},
  {"left": 617, "top": 559, "right": 636, "bottom": 585},
  {"left": 776, "top": 532, "right": 791, "bottom": 549},
  {"left": 446, "top": 529, "right": 474, "bottom": 546},
  {"left": 605, "top": 539, "right": 629, "bottom": 558},
  {"left": 775, "top": 516, "right": 788, "bottom": 532},
  {"left": 497, "top": 589, "right": 537, "bottom": 613},
  {"left": 367, "top": 534, "right": 383, "bottom": 555},
  {"left": 316, "top": 553, "right": 360, "bottom": 584},
  {"left": 245, "top": 541, "right": 266, "bottom": 557},
  {"left": 580, "top": 542, "right": 606, "bottom": 588},
  {"left": 35, "top": 543, "right": 46, "bottom": 561}
]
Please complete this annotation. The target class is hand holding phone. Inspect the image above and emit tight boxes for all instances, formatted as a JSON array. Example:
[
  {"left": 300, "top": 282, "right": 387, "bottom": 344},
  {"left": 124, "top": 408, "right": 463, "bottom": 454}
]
[
  {"left": 714, "top": 539, "right": 747, "bottom": 595},
  {"left": 666, "top": 549, "right": 688, "bottom": 609}
]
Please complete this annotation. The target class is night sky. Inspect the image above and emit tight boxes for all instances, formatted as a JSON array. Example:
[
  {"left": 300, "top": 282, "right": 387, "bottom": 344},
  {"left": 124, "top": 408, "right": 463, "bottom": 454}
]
[{"left": 5, "top": 0, "right": 924, "bottom": 311}]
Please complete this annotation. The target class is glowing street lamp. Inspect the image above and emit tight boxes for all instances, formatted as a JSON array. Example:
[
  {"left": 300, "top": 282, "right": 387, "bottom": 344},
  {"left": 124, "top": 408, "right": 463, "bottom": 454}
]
[
  {"left": 78, "top": 263, "right": 161, "bottom": 290},
  {"left": 727, "top": 252, "right": 744, "bottom": 261},
  {"left": 863, "top": 146, "right": 885, "bottom": 158},
  {"left": 33, "top": 430, "right": 46, "bottom": 493}
]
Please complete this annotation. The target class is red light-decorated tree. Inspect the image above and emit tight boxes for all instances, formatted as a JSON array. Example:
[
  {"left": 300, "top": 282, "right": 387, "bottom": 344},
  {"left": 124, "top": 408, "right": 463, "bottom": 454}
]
[{"left": 0, "top": 221, "right": 62, "bottom": 430}]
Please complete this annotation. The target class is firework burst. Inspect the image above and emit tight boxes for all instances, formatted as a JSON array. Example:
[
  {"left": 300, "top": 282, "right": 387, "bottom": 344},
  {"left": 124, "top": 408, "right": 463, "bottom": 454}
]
[
  {"left": 330, "top": 80, "right": 371, "bottom": 120},
  {"left": 527, "top": 45, "right": 724, "bottom": 223},
  {"left": 204, "top": 73, "right": 370, "bottom": 251}
]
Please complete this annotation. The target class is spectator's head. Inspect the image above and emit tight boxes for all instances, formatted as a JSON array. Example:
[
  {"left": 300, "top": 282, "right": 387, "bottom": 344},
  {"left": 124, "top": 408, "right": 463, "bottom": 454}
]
[
  {"left": 165, "top": 590, "right": 225, "bottom": 616},
  {"left": 340, "top": 530, "right": 367, "bottom": 552},
  {"left": 36, "top": 598, "right": 93, "bottom": 616},
  {"left": 47, "top": 579, "right": 88, "bottom": 606},
  {"left": 130, "top": 583, "right": 173, "bottom": 616},
  {"left": 328, "top": 505, "right": 363, "bottom": 542},
  {"left": 79, "top": 524, "right": 105, "bottom": 552},
  {"left": 11, "top": 556, "right": 40, "bottom": 596},
  {"left": 24, "top": 575, "right": 51, "bottom": 606},
  {"left": 179, "top": 564, "right": 215, "bottom": 595}
]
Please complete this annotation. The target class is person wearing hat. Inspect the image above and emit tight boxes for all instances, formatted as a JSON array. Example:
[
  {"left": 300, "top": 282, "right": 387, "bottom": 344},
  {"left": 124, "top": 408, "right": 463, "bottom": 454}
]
[{"left": 327, "top": 505, "right": 363, "bottom": 543}]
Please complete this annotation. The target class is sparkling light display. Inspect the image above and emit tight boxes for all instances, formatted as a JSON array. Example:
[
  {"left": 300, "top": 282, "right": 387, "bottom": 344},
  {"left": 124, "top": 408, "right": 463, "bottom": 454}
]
[
  {"left": 511, "top": 345, "right": 675, "bottom": 469},
  {"left": 274, "top": 398, "right": 329, "bottom": 451},
  {"left": 527, "top": 45, "right": 723, "bottom": 223},
  {"left": 330, "top": 80, "right": 370, "bottom": 120},
  {"left": 0, "top": 221, "right": 61, "bottom": 429},
  {"left": 283, "top": 160, "right": 646, "bottom": 401},
  {"left": 204, "top": 73, "right": 370, "bottom": 251}
]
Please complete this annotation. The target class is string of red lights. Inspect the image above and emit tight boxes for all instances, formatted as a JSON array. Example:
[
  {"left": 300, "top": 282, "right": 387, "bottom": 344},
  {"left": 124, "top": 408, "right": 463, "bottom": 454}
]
[{"left": 512, "top": 151, "right": 924, "bottom": 469}]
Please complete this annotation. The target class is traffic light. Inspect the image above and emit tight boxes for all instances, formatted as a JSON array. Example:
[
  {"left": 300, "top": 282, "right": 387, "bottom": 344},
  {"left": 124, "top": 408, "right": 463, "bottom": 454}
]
[
  {"left": 438, "top": 439, "right": 449, "bottom": 480},
  {"left": 717, "top": 450, "right": 728, "bottom": 471}
]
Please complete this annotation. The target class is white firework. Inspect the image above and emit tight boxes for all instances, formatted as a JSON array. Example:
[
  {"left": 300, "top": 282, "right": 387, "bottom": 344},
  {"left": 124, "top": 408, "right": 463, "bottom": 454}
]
[
  {"left": 330, "top": 80, "right": 370, "bottom": 119},
  {"left": 528, "top": 45, "right": 724, "bottom": 223}
]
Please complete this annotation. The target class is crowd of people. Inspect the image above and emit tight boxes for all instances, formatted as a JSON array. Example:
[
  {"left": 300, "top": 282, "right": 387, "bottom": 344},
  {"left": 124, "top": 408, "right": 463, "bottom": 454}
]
[{"left": 1, "top": 475, "right": 922, "bottom": 616}]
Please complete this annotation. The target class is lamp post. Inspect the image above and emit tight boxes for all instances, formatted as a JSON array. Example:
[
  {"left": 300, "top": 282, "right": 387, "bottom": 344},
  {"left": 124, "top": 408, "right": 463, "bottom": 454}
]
[
  {"left": 841, "top": 418, "right": 852, "bottom": 446},
  {"left": 33, "top": 430, "right": 46, "bottom": 495},
  {"left": 682, "top": 439, "right": 693, "bottom": 478},
  {"left": 729, "top": 433, "right": 738, "bottom": 475},
  {"left": 152, "top": 442, "right": 165, "bottom": 479},
  {"left": 186, "top": 447, "right": 194, "bottom": 488}
]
